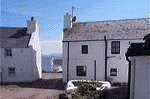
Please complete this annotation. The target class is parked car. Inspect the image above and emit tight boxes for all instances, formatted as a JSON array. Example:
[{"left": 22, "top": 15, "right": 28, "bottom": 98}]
[
  {"left": 53, "top": 67, "right": 63, "bottom": 73},
  {"left": 65, "top": 80, "right": 111, "bottom": 94}
]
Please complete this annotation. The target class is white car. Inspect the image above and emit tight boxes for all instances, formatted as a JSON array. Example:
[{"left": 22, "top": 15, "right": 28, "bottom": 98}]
[
  {"left": 65, "top": 80, "right": 111, "bottom": 94},
  {"left": 53, "top": 67, "right": 63, "bottom": 73}
]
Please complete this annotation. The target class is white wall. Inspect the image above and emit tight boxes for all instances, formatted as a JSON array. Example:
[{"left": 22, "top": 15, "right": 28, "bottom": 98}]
[
  {"left": 28, "top": 22, "right": 42, "bottom": 79},
  {"left": 107, "top": 39, "right": 144, "bottom": 83},
  {"left": 62, "top": 42, "right": 68, "bottom": 83},
  {"left": 63, "top": 39, "right": 144, "bottom": 83},
  {"left": 130, "top": 56, "right": 150, "bottom": 99},
  {"left": 1, "top": 48, "right": 33, "bottom": 82},
  {"left": 64, "top": 13, "right": 71, "bottom": 29},
  {"left": 69, "top": 41, "right": 105, "bottom": 82},
  {"left": 0, "top": 49, "right": 1, "bottom": 83},
  {"left": 31, "top": 47, "right": 39, "bottom": 81}
]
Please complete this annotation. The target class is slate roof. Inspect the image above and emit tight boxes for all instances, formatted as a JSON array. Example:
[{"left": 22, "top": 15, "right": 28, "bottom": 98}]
[
  {"left": 126, "top": 43, "right": 149, "bottom": 56},
  {"left": 63, "top": 18, "right": 150, "bottom": 41},
  {"left": 125, "top": 33, "right": 150, "bottom": 56},
  {"left": 0, "top": 27, "right": 31, "bottom": 48}
]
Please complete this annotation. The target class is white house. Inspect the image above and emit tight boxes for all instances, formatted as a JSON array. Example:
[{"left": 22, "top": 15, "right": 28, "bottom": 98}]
[
  {"left": 0, "top": 17, "right": 42, "bottom": 83},
  {"left": 62, "top": 12, "right": 149, "bottom": 83},
  {"left": 126, "top": 34, "right": 150, "bottom": 99}
]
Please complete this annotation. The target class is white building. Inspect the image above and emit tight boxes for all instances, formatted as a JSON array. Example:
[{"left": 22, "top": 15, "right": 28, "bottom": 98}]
[
  {"left": 126, "top": 34, "right": 150, "bottom": 99},
  {"left": 62, "top": 13, "right": 149, "bottom": 83},
  {"left": 0, "top": 17, "right": 42, "bottom": 83}
]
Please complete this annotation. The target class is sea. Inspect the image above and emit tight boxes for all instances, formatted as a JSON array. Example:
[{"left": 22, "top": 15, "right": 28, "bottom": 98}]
[{"left": 42, "top": 54, "right": 62, "bottom": 72}]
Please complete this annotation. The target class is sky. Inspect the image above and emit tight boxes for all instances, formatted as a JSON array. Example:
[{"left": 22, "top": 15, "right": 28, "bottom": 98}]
[{"left": 0, "top": 0, "right": 149, "bottom": 55}]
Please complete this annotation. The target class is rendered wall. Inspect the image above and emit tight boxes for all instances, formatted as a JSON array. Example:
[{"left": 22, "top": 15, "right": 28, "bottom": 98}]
[
  {"left": 69, "top": 41, "right": 105, "bottom": 81},
  {"left": 28, "top": 21, "right": 42, "bottom": 79},
  {"left": 0, "top": 49, "right": 1, "bottom": 83},
  {"left": 130, "top": 56, "right": 150, "bottom": 99},
  {"left": 31, "top": 47, "right": 39, "bottom": 81},
  {"left": 1, "top": 48, "right": 33, "bottom": 82},
  {"left": 107, "top": 39, "right": 144, "bottom": 83},
  {"left": 62, "top": 42, "right": 68, "bottom": 83}
]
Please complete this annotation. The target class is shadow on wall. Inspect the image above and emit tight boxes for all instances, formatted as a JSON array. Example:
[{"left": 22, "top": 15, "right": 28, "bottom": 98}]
[
  {"left": 32, "top": 48, "right": 39, "bottom": 80},
  {"left": 104, "top": 86, "right": 128, "bottom": 99}
]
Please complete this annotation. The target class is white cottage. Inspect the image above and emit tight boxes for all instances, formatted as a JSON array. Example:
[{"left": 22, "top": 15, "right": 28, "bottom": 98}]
[
  {"left": 126, "top": 34, "right": 150, "bottom": 99},
  {"left": 62, "top": 13, "right": 149, "bottom": 84},
  {"left": 0, "top": 17, "right": 42, "bottom": 83}
]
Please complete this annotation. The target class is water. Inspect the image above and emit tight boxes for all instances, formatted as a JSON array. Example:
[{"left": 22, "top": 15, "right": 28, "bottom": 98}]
[{"left": 42, "top": 54, "right": 62, "bottom": 72}]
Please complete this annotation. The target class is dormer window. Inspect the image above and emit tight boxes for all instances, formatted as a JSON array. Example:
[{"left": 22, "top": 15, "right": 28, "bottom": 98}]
[{"left": 5, "top": 48, "right": 12, "bottom": 57}]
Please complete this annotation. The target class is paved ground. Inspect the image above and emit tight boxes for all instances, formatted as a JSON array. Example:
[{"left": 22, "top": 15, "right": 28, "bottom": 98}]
[
  {"left": 0, "top": 73, "right": 129, "bottom": 99},
  {"left": 0, "top": 73, "right": 65, "bottom": 99},
  {"left": 104, "top": 86, "right": 129, "bottom": 99}
]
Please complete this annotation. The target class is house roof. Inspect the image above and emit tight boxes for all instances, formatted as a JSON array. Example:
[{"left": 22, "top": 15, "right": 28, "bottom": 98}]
[
  {"left": 0, "top": 27, "right": 31, "bottom": 48},
  {"left": 63, "top": 18, "right": 150, "bottom": 41},
  {"left": 143, "top": 33, "right": 150, "bottom": 40},
  {"left": 126, "top": 43, "right": 148, "bottom": 56},
  {"left": 126, "top": 33, "right": 150, "bottom": 56}
]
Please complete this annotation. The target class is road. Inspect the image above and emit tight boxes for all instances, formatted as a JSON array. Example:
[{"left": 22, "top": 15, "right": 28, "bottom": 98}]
[{"left": 0, "top": 73, "right": 65, "bottom": 99}]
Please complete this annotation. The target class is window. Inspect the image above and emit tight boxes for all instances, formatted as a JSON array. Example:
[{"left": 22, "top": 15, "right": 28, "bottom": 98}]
[
  {"left": 76, "top": 66, "right": 86, "bottom": 76},
  {"left": 5, "top": 48, "right": 12, "bottom": 57},
  {"left": 8, "top": 67, "right": 16, "bottom": 77},
  {"left": 82, "top": 45, "right": 88, "bottom": 54},
  {"left": 111, "top": 41, "right": 120, "bottom": 54},
  {"left": 110, "top": 68, "right": 117, "bottom": 76}
]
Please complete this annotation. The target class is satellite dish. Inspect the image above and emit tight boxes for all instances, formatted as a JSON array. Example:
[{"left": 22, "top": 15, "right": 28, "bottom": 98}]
[{"left": 72, "top": 16, "right": 76, "bottom": 22}]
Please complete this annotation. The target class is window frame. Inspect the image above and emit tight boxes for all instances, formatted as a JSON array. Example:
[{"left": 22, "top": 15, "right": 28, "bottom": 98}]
[
  {"left": 5, "top": 48, "right": 12, "bottom": 57},
  {"left": 76, "top": 66, "right": 86, "bottom": 76},
  {"left": 110, "top": 68, "right": 117, "bottom": 76},
  {"left": 111, "top": 41, "right": 120, "bottom": 54},
  {"left": 8, "top": 67, "right": 16, "bottom": 77},
  {"left": 82, "top": 45, "right": 88, "bottom": 54}
]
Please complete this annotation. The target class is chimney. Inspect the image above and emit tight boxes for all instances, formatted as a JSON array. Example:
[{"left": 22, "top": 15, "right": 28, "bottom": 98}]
[
  {"left": 27, "top": 17, "right": 37, "bottom": 34},
  {"left": 63, "top": 12, "right": 71, "bottom": 29}
]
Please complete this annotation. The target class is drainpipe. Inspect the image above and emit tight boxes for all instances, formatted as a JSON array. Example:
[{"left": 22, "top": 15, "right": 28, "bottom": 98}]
[
  {"left": 67, "top": 42, "right": 69, "bottom": 82},
  {"left": 1, "top": 68, "right": 2, "bottom": 84},
  {"left": 94, "top": 60, "right": 96, "bottom": 81},
  {"left": 126, "top": 54, "right": 131, "bottom": 99},
  {"left": 104, "top": 35, "right": 107, "bottom": 81}
]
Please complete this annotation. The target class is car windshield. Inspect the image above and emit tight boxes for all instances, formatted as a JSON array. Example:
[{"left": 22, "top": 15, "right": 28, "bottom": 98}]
[{"left": 72, "top": 81, "right": 103, "bottom": 87}]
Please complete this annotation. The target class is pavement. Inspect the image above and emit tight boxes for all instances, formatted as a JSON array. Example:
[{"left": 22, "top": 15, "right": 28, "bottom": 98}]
[
  {"left": 104, "top": 86, "right": 129, "bottom": 99},
  {"left": 0, "top": 73, "right": 129, "bottom": 99},
  {"left": 0, "top": 73, "right": 65, "bottom": 99}
]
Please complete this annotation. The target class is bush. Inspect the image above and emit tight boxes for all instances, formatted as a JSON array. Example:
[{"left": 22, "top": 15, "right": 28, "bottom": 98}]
[
  {"left": 113, "top": 82, "right": 121, "bottom": 86},
  {"left": 71, "top": 81, "right": 100, "bottom": 99},
  {"left": 107, "top": 76, "right": 113, "bottom": 85}
]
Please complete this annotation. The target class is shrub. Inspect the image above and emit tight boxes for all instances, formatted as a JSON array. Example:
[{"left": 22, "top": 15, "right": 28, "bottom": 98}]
[
  {"left": 107, "top": 76, "right": 113, "bottom": 85},
  {"left": 71, "top": 81, "right": 100, "bottom": 99},
  {"left": 113, "top": 82, "right": 121, "bottom": 86}
]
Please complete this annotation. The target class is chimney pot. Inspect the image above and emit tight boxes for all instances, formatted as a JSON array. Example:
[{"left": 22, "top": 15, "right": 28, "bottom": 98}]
[{"left": 31, "top": 17, "right": 34, "bottom": 21}]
